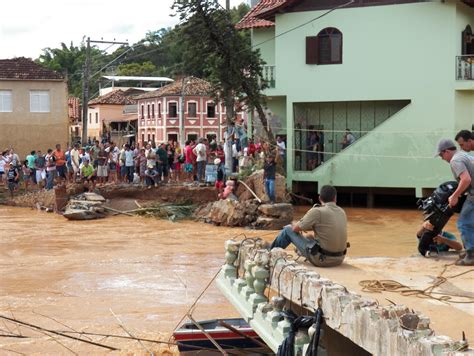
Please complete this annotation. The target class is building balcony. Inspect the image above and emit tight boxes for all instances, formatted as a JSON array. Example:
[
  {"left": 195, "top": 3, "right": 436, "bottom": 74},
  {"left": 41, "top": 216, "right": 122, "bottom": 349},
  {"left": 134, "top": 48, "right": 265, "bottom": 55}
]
[
  {"left": 261, "top": 65, "right": 276, "bottom": 89},
  {"left": 455, "top": 55, "right": 474, "bottom": 90},
  {"left": 456, "top": 55, "right": 474, "bottom": 80},
  {"left": 123, "top": 104, "right": 138, "bottom": 115}
]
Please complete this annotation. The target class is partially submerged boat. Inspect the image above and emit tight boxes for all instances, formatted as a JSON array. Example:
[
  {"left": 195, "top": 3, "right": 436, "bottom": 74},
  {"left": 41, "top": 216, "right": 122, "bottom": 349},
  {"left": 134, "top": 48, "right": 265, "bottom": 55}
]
[{"left": 173, "top": 318, "right": 271, "bottom": 355}]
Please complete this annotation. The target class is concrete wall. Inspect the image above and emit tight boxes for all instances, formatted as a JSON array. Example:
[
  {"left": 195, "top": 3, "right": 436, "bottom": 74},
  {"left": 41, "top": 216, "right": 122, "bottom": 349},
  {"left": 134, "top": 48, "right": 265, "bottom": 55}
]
[
  {"left": 0, "top": 79, "right": 68, "bottom": 158},
  {"left": 252, "top": 1, "right": 474, "bottom": 195}
]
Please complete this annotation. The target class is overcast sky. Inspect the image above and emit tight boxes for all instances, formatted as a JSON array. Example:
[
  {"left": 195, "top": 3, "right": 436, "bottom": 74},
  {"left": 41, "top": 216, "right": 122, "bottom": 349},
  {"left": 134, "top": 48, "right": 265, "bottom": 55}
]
[{"left": 0, "top": 0, "right": 247, "bottom": 59}]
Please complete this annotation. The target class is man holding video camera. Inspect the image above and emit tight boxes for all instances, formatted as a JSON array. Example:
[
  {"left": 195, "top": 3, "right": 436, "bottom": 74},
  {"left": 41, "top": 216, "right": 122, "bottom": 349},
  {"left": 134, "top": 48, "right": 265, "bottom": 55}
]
[{"left": 436, "top": 138, "right": 474, "bottom": 266}]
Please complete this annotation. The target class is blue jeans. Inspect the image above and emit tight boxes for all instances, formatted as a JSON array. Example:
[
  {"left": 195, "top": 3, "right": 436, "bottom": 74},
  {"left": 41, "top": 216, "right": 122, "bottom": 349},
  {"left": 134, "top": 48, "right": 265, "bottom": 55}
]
[
  {"left": 197, "top": 161, "right": 206, "bottom": 182},
  {"left": 125, "top": 166, "right": 134, "bottom": 183},
  {"left": 265, "top": 178, "right": 275, "bottom": 203},
  {"left": 46, "top": 170, "right": 56, "bottom": 190},
  {"left": 457, "top": 198, "right": 474, "bottom": 251}
]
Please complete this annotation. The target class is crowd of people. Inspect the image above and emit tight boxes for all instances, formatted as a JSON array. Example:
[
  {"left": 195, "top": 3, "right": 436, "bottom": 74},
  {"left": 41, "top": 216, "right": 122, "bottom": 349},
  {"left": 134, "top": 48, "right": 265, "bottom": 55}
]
[{"left": 0, "top": 135, "right": 287, "bottom": 198}]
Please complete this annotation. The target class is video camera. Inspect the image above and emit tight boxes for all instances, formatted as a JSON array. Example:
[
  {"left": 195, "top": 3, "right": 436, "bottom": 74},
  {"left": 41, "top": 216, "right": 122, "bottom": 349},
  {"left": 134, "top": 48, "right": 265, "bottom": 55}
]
[{"left": 416, "top": 181, "right": 463, "bottom": 255}]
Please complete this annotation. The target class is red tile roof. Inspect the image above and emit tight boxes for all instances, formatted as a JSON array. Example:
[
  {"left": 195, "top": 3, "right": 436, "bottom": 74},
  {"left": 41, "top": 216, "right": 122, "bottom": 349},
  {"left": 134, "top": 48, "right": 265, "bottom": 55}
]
[
  {"left": 135, "top": 77, "right": 212, "bottom": 100},
  {"left": 0, "top": 57, "right": 64, "bottom": 80},
  {"left": 236, "top": 0, "right": 277, "bottom": 29},
  {"left": 236, "top": 0, "right": 299, "bottom": 29},
  {"left": 88, "top": 89, "right": 137, "bottom": 106}
]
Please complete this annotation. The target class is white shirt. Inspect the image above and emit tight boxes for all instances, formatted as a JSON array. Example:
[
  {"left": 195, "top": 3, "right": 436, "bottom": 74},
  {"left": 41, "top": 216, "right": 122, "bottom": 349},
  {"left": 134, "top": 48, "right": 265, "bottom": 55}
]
[{"left": 194, "top": 143, "right": 207, "bottom": 162}]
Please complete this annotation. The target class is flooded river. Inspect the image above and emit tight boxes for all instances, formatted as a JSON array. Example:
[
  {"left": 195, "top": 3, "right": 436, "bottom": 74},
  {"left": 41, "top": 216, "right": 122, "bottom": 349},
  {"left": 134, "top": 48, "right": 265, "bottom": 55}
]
[{"left": 0, "top": 206, "right": 460, "bottom": 354}]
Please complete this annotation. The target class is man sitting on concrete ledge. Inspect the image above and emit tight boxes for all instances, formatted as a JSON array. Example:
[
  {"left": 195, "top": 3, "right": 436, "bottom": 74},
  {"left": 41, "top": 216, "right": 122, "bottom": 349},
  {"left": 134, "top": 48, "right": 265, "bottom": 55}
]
[{"left": 270, "top": 185, "right": 348, "bottom": 267}]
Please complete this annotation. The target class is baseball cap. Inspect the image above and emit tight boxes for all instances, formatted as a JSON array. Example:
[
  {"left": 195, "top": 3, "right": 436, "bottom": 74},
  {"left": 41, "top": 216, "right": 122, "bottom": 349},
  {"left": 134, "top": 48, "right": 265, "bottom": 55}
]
[{"left": 434, "top": 138, "right": 457, "bottom": 157}]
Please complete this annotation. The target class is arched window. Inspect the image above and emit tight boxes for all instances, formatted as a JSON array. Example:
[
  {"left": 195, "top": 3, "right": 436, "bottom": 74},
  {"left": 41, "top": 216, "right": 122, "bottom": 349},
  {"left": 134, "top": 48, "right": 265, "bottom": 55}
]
[{"left": 306, "top": 27, "right": 343, "bottom": 65}]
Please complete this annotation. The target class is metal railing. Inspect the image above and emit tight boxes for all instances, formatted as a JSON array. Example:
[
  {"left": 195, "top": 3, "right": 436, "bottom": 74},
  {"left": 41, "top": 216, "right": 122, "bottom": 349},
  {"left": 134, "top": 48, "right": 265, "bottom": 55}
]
[
  {"left": 262, "top": 65, "right": 276, "bottom": 88},
  {"left": 456, "top": 55, "right": 474, "bottom": 80}
]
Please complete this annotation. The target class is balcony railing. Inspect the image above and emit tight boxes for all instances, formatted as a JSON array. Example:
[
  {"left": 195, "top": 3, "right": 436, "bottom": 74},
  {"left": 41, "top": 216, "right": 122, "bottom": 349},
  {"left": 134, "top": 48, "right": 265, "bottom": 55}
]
[
  {"left": 262, "top": 65, "right": 276, "bottom": 88},
  {"left": 456, "top": 55, "right": 474, "bottom": 80}
]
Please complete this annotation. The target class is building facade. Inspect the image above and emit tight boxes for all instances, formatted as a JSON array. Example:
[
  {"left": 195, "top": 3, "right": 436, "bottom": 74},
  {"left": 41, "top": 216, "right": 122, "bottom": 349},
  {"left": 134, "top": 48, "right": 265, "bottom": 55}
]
[
  {"left": 87, "top": 89, "right": 139, "bottom": 146},
  {"left": 239, "top": 0, "right": 474, "bottom": 197},
  {"left": 135, "top": 77, "right": 243, "bottom": 145},
  {"left": 0, "top": 57, "right": 68, "bottom": 157}
]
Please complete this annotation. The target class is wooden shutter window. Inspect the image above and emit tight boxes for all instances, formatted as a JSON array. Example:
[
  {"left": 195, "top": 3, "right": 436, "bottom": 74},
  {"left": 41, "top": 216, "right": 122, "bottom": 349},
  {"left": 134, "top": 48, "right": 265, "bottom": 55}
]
[{"left": 306, "top": 36, "right": 318, "bottom": 64}]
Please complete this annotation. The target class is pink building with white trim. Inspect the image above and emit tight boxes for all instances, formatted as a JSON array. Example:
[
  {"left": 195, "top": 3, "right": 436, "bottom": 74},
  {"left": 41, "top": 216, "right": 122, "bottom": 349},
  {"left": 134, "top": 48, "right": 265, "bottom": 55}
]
[{"left": 135, "top": 77, "right": 244, "bottom": 145}]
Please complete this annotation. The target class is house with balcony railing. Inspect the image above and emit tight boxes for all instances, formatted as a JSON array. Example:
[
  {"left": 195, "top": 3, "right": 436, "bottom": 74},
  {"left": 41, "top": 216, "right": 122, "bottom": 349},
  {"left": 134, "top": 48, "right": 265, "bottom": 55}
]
[{"left": 238, "top": 0, "right": 474, "bottom": 200}]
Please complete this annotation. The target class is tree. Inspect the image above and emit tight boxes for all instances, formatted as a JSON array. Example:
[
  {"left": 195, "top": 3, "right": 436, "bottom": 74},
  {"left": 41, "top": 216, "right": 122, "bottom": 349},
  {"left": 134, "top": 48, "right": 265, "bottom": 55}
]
[
  {"left": 117, "top": 61, "right": 158, "bottom": 76},
  {"left": 36, "top": 41, "right": 108, "bottom": 98},
  {"left": 172, "top": 0, "right": 274, "bottom": 171}
]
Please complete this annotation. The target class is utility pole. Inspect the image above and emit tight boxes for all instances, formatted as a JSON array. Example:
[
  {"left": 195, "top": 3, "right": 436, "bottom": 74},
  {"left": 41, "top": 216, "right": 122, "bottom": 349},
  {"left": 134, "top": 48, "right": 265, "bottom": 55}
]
[
  {"left": 179, "top": 77, "right": 189, "bottom": 148},
  {"left": 81, "top": 37, "right": 91, "bottom": 145},
  {"left": 226, "top": 0, "right": 230, "bottom": 10},
  {"left": 81, "top": 38, "right": 129, "bottom": 145}
]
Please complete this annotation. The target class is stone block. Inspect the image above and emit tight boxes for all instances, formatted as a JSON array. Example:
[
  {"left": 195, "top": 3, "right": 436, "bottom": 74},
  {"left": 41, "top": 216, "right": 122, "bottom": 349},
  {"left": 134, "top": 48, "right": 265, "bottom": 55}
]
[{"left": 258, "top": 203, "right": 294, "bottom": 218}]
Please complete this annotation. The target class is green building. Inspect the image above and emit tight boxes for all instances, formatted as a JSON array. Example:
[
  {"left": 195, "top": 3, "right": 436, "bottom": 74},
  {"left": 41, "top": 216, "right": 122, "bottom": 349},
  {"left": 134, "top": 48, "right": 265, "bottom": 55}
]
[{"left": 238, "top": 0, "right": 474, "bottom": 201}]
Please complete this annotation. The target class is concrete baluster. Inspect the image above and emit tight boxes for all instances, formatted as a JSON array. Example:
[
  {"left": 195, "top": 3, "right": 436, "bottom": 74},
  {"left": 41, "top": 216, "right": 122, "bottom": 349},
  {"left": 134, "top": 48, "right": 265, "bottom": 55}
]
[
  {"left": 222, "top": 239, "right": 241, "bottom": 280},
  {"left": 242, "top": 259, "right": 256, "bottom": 299},
  {"left": 249, "top": 249, "right": 270, "bottom": 309}
]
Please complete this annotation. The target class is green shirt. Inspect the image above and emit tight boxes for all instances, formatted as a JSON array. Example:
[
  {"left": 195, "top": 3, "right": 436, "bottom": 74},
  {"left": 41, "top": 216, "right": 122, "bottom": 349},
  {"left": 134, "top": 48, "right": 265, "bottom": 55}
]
[
  {"left": 81, "top": 164, "right": 94, "bottom": 178},
  {"left": 26, "top": 154, "right": 36, "bottom": 169}
]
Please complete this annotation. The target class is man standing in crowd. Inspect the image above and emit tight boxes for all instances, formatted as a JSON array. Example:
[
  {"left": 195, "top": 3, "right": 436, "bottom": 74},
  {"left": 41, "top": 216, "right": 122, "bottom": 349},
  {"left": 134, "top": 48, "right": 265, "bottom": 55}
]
[
  {"left": 157, "top": 143, "right": 169, "bottom": 184},
  {"left": 53, "top": 144, "right": 67, "bottom": 184},
  {"left": 26, "top": 151, "right": 37, "bottom": 185},
  {"left": 70, "top": 144, "right": 81, "bottom": 181},
  {"left": 263, "top": 154, "right": 277, "bottom": 204},
  {"left": 269, "top": 185, "right": 348, "bottom": 267},
  {"left": 107, "top": 142, "right": 119, "bottom": 184},
  {"left": 96, "top": 143, "right": 109, "bottom": 185},
  {"left": 123, "top": 144, "right": 135, "bottom": 183},
  {"left": 184, "top": 140, "right": 194, "bottom": 183},
  {"left": 436, "top": 138, "right": 474, "bottom": 266},
  {"left": 34, "top": 150, "right": 46, "bottom": 189},
  {"left": 90, "top": 140, "right": 100, "bottom": 168},
  {"left": 193, "top": 138, "right": 207, "bottom": 183},
  {"left": 455, "top": 130, "right": 473, "bottom": 154},
  {"left": 45, "top": 149, "right": 57, "bottom": 190}
]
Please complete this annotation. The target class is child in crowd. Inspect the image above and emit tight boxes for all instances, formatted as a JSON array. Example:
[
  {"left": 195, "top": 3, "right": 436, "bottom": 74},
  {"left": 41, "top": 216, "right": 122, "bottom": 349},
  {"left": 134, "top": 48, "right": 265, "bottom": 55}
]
[
  {"left": 22, "top": 160, "right": 32, "bottom": 192},
  {"left": 6, "top": 163, "right": 19, "bottom": 199}
]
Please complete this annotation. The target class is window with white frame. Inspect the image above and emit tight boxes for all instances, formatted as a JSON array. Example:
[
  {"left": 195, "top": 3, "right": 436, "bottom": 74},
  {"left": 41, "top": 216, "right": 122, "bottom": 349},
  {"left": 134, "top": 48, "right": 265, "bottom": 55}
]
[
  {"left": 0, "top": 90, "right": 12, "bottom": 112},
  {"left": 30, "top": 90, "right": 50, "bottom": 112}
]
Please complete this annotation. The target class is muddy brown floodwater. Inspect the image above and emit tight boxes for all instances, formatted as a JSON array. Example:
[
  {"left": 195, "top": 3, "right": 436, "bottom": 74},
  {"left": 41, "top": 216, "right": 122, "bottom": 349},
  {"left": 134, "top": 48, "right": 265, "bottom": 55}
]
[{"left": 0, "top": 206, "right": 461, "bottom": 355}]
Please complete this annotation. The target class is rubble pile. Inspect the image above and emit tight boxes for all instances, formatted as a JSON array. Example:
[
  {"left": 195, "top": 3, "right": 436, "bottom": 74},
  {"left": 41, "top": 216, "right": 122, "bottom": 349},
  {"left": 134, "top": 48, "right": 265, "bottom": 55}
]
[
  {"left": 63, "top": 192, "right": 107, "bottom": 220},
  {"left": 195, "top": 200, "right": 293, "bottom": 230}
]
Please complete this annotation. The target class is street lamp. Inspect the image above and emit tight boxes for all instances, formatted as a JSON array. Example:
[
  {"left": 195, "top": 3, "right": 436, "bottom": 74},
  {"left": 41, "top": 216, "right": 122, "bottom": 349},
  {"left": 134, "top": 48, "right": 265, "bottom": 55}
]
[{"left": 179, "top": 76, "right": 191, "bottom": 147}]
